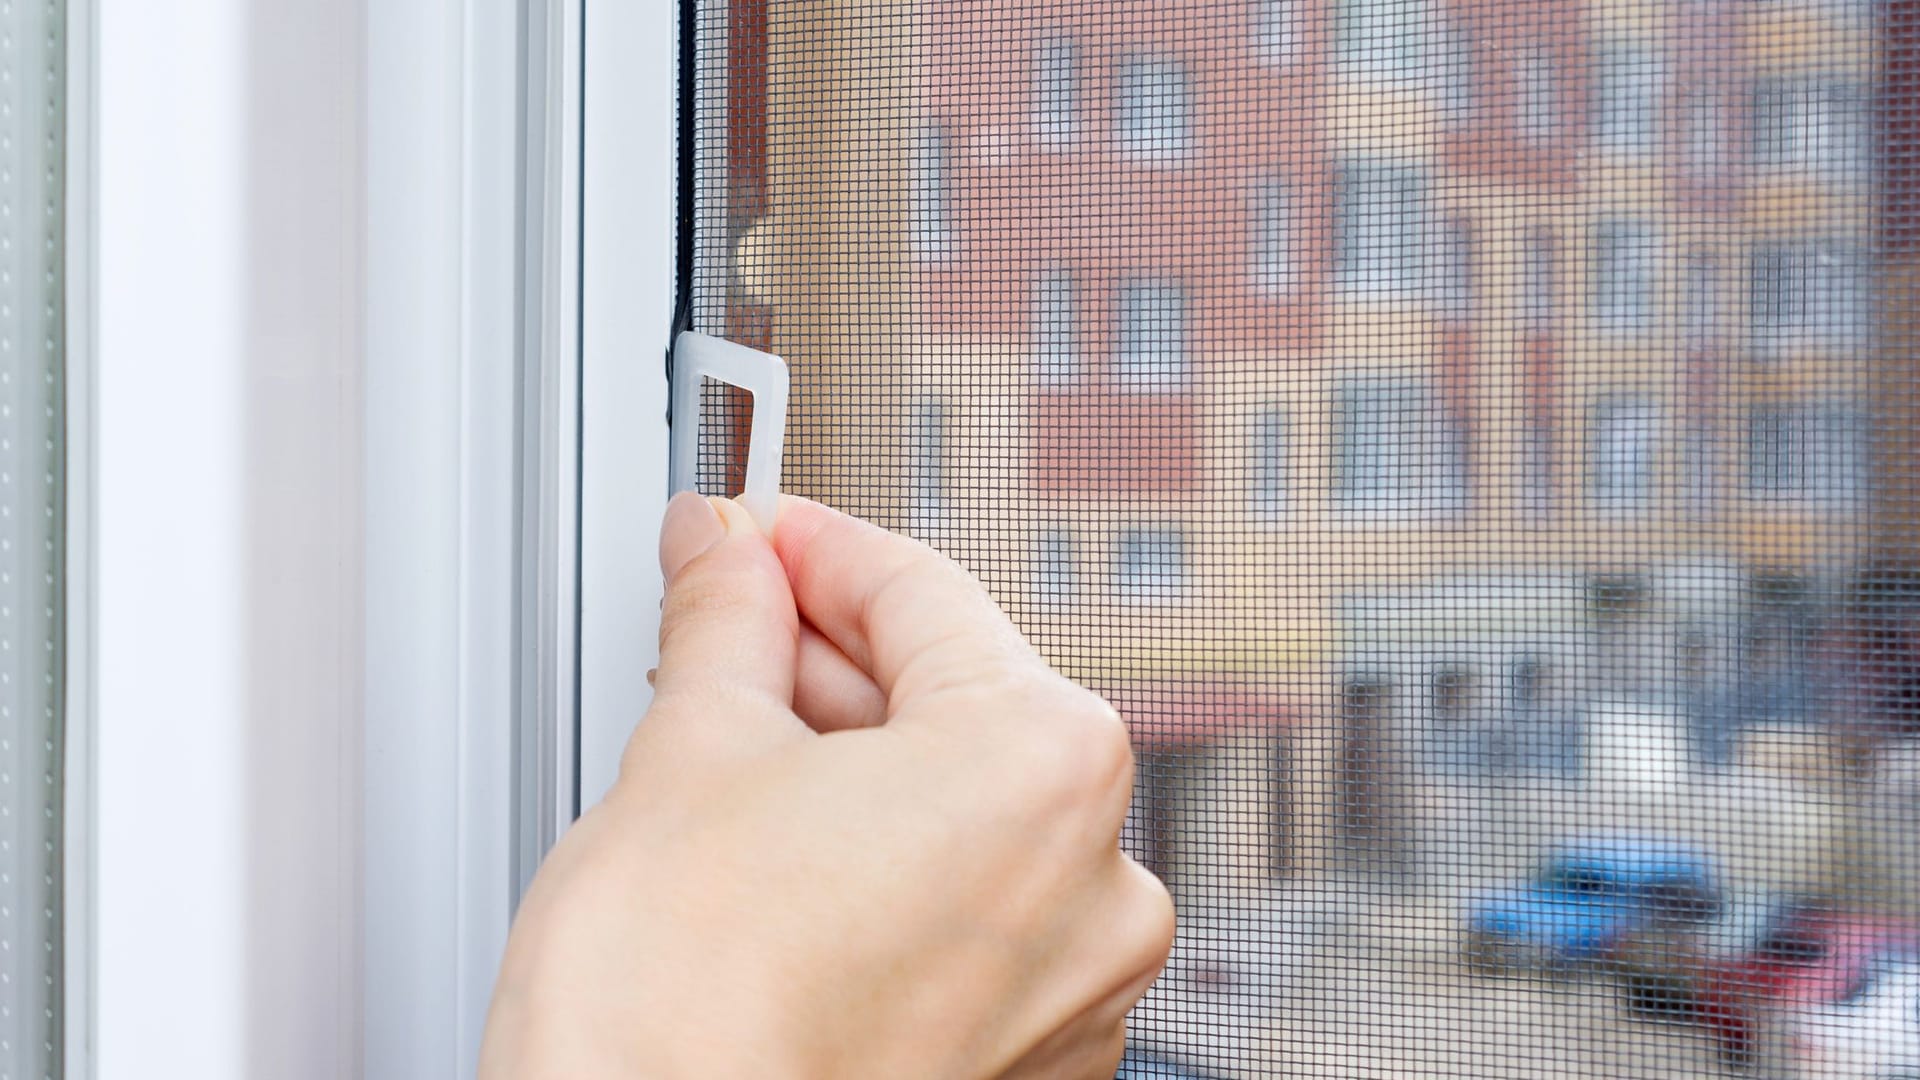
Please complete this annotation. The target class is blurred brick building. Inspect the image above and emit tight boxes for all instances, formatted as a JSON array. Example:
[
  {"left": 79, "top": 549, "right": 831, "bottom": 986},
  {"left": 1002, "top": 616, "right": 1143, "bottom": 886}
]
[{"left": 716, "top": 0, "right": 1886, "bottom": 887}]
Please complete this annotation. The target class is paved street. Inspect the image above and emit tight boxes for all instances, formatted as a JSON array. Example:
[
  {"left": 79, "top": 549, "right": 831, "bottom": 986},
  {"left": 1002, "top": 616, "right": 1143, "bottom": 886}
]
[{"left": 1137, "top": 905, "right": 1748, "bottom": 1079}]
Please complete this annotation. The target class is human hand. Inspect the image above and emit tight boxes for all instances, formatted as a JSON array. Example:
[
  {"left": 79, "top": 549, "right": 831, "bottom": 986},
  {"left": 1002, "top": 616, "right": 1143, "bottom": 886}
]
[{"left": 478, "top": 493, "right": 1175, "bottom": 1079}]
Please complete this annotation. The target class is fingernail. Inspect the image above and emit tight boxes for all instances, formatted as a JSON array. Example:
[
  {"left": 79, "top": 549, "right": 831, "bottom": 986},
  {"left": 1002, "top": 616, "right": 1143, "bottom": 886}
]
[{"left": 660, "top": 491, "right": 726, "bottom": 583}]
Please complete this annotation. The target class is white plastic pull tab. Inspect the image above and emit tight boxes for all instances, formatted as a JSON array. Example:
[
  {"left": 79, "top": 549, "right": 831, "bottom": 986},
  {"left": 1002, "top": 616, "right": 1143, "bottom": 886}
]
[{"left": 669, "top": 332, "right": 790, "bottom": 534}]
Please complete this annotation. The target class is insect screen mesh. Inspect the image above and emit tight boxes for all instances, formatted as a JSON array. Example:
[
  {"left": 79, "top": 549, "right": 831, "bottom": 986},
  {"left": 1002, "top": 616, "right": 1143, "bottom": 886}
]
[{"left": 687, "top": 0, "right": 1920, "bottom": 1075}]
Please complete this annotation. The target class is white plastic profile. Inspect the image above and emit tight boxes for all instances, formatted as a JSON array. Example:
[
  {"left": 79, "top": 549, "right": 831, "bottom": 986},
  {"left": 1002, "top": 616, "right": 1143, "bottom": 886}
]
[{"left": 668, "top": 331, "right": 790, "bottom": 533}]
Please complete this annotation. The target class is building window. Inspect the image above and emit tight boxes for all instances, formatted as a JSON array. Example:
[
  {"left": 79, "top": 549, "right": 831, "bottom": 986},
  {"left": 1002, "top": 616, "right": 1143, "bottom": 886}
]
[
  {"left": 1522, "top": 227, "right": 1556, "bottom": 331},
  {"left": 1336, "top": 161, "right": 1429, "bottom": 296},
  {"left": 1033, "top": 268, "right": 1078, "bottom": 382},
  {"left": 908, "top": 400, "right": 945, "bottom": 532},
  {"left": 1441, "top": 18, "right": 1476, "bottom": 123},
  {"left": 1435, "top": 216, "right": 1472, "bottom": 318},
  {"left": 1253, "top": 0, "right": 1301, "bottom": 65},
  {"left": 1251, "top": 178, "right": 1296, "bottom": 293},
  {"left": 1115, "top": 279, "right": 1188, "bottom": 389},
  {"left": 1520, "top": 229, "right": 1557, "bottom": 515},
  {"left": 1506, "top": 655, "right": 1548, "bottom": 710},
  {"left": 911, "top": 122, "right": 954, "bottom": 260},
  {"left": 1588, "top": 397, "right": 1659, "bottom": 510},
  {"left": 1032, "top": 36, "right": 1079, "bottom": 145},
  {"left": 1748, "top": 239, "right": 1869, "bottom": 350},
  {"left": 1334, "top": 0, "right": 1433, "bottom": 83},
  {"left": 1429, "top": 665, "right": 1476, "bottom": 723},
  {"left": 1683, "top": 87, "right": 1727, "bottom": 179},
  {"left": 1117, "top": 55, "right": 1193, "bottom": 161},
  {"left": 1682, "top": 249, "right": 1719, "bottom": 346},
  {"left": 1751, "top": 76, "right": 1869, "bottom": 172},
  {"left": 1250, "top": 407, "right": 1289, "bottom": 519},
  {"left": 1518, "top": 43, "right": 1558, "bottom": 146},
  {"left": 1593, "top": 42, "right": 1663, "bottom": 153},
  {"left": 1747, "top": 403, "right": 1867, "bottom": 503},
  {"left": 1033, "top": 527, "right": 1079, "bottom": 599},
  {"left": 1333, "top": 378, "right": 1467, "bottom": 514},
  {"left": 1114, "top": 526, "right": 1188, "bottom": 598},
  {"left": 1682, "top": 251, "right": 1721, "bottom": 513},
  {"left": 1592, "top": 217, "right": 1658, "bottom": 332}
]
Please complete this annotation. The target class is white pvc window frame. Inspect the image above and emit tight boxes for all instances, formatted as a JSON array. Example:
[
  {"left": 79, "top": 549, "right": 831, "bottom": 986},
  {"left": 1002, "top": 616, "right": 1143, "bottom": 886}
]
[
  {"left": 578, "top": 0, "right": 674, "bottom": 810},
  {"left": 68, "top": 0, "right": 672, "bottom": 1076}
]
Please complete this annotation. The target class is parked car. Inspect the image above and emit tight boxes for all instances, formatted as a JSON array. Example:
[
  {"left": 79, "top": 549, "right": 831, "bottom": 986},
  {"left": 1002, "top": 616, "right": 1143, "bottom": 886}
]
[
  {"left": 1612, "top": 889, "right": 1791, "bottom": 1019},
  {"left": 1694, "top": 905, "right": 1920, "bottom": 1068},
  {"left": 1462, "top": 837, "right": 1722, "bottom": 975},
  {"left": 1781, "top": 953, "right": 1920, "bottom": 1080},
  {"left": 1115, "top": 1047, "right": 1226, "bottom": 1080}
]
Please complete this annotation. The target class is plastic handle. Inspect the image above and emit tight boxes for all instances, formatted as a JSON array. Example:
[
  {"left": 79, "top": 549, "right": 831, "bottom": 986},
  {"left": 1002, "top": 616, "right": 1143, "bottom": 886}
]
[{"left": 668, "top": 332, "right": 790, "bottom": 534}]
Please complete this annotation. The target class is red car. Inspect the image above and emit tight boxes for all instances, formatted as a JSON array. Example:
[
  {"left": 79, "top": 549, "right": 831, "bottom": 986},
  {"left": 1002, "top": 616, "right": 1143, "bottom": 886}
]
[{"left": 1696, "top": 905, "right": 1920, "bottom": 1068}]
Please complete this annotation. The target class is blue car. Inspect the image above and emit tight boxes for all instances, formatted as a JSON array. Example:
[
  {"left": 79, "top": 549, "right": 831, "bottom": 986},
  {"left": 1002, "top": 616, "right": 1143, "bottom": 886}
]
[
  {"left": 1462, "top": 837, "right": 1722, "bottom": 975},
  {"left": 1115, "top": 1048, "right": 1226, "bottom": 1079}
]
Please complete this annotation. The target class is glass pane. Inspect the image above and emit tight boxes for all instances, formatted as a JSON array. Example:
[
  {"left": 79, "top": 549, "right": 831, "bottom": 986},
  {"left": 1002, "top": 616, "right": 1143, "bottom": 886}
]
[
  {"left": 687, "top": 0, "right": 1920, "bottom": 1074},
  {"left": 0, "top": 0, "right": 64, "bottom": 1075}
]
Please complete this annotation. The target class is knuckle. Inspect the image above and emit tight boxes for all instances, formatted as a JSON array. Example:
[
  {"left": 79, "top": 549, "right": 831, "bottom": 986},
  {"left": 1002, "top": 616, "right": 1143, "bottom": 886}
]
[
  {"left": 1129, "top": 864, "right": 1179, "bottom": 969},
  {"left": 1020, "top": 685, "right": 1135, "bottom": 805}
]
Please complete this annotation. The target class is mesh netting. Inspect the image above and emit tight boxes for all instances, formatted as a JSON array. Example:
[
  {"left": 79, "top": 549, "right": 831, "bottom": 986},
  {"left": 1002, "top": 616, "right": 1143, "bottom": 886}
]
[{"left": 688, "top": 0, "right": 1920, "bottom": 1075}]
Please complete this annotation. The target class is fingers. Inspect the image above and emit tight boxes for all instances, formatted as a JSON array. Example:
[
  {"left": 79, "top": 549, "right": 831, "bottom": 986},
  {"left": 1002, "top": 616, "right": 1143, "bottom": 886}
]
[
  {"left": 772, "top": 496, "right": 1043, "bottom": 708},
  {"left": 792, "top": 622, "right": 888, "bottom": 732},
  {"left": 641, "top": 493, "right": 810, "bottom": 761}
]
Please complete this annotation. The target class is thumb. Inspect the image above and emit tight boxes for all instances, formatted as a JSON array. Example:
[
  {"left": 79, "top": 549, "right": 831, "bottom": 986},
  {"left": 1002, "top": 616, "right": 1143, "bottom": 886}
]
[{"left": 639, "top": 493, "right": 807, "bottom": 766}]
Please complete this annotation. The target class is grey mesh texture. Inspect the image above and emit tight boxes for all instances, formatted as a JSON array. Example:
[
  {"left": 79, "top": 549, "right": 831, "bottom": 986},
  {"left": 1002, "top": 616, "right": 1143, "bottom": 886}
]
[{"left": 688, "top": 1, "right": 1920, "bottom": 1075}]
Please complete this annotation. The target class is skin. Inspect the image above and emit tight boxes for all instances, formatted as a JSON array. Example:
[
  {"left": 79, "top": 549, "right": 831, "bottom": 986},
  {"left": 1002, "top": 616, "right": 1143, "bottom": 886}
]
[{"left": 478, "top": 492, "right": 1176, "bottom": 1079}]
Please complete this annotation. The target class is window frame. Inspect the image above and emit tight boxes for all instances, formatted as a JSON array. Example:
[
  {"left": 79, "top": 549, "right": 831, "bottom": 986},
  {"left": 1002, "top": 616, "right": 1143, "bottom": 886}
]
[
  {"left": 1032, "top": 34, "right": 1080, "bottom": 145},
  {"left": 1331, "top": 376, "right": 1468, "bottom": 518},
  {"left": 1111, "top": 525, "right": 1190, "bottom": 601},
  {"left": 1032, "top": 525, "right": 1081, "bottom": 600},
  {"left": 1591, "top": 216, "right": 1659, "bottom": 334},
  {"left": 1587, "top": 395, "right": 1661, "bottom": 512},
  {"left": 1034, "top": 267, "right": 1080, "bottom": 383},
  {"left": 1115, "top": 53, "right": 1195, "bottom": 162},
  {"left": 1114, "top": 278, "right": 1191, "bottom": 390},
  {"left": 1335, "top": 160, "right": 1430, "bottom": 298}
]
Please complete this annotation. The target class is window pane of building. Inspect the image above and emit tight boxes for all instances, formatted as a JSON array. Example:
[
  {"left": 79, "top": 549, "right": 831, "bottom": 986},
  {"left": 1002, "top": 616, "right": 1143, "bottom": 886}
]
[
  {"left": 1252, "top": 177, "right": 1296, "bottom": 292},
  {"left": 1336, "top": 161, "right": 1429, "bottom": 295},
  {"left": 1335, "top": 0, "right": 1432, "bottom": 82},
  {"left": 911, "top": 122, "right": 954, "bottom": 259},
  {"left": 1594, "top": 42, "right": 1663, "bottom": 152},
  {"left": 1334, "top": 379, "right": 1466, "bottom": 513},
  {"left": 1253, "top": 0, "right": 1301, "bottom": 65},
  {"left": 1518, "top": 42, "right": 1558, "bottom": 146},
  {"left": 1682, "top": 249, "right": 1718, "bottom": 344},
  {"left": 1251, "top": 407, "right": 1289, "bottom": 518},
  {"left": 1033, "top": 36, "right": 1079, "bottom": 143},
  {"left": 1592, "top": 217, "right": 1658, "bottom": 331},
  {"left": 908, "top": 400, "right": 946, "bottom": 532},
  {"left": 1750, "top": 239, "right": 1868, "bottom": 348},
  {"left": 1118, "top": 56, "right": 1193, "bottom": 159},
  {"left": 1034, "top": 268, "right": 1079, "bottom": 382},
  {"left": 1522, "top": 227, "right": 1555, "bottom": 331},
  {"left": 1033, "top": 527, "right": 1078, "bottom": 598},
  {"left": 1116, "top": 280, "right": 1189, "bottom": 388},
  {"left": 1683, "top": 86, "right": 1728, "bottom": 178},
  {"left": 1748, "top": 402, "right": 1867, "bottom": 501},
  {"left": 1435, "top": 215, "right": 1472, "bottom": 317},
  {"left": 1114, "top": 526, "right": 1188, "bottom": 596},
  {"left": 1752, "top": 75, "right": 1869, "bottom": 172},
  {"left": 1589, "top": 397, "right": 1659, "bottom": 508}
]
